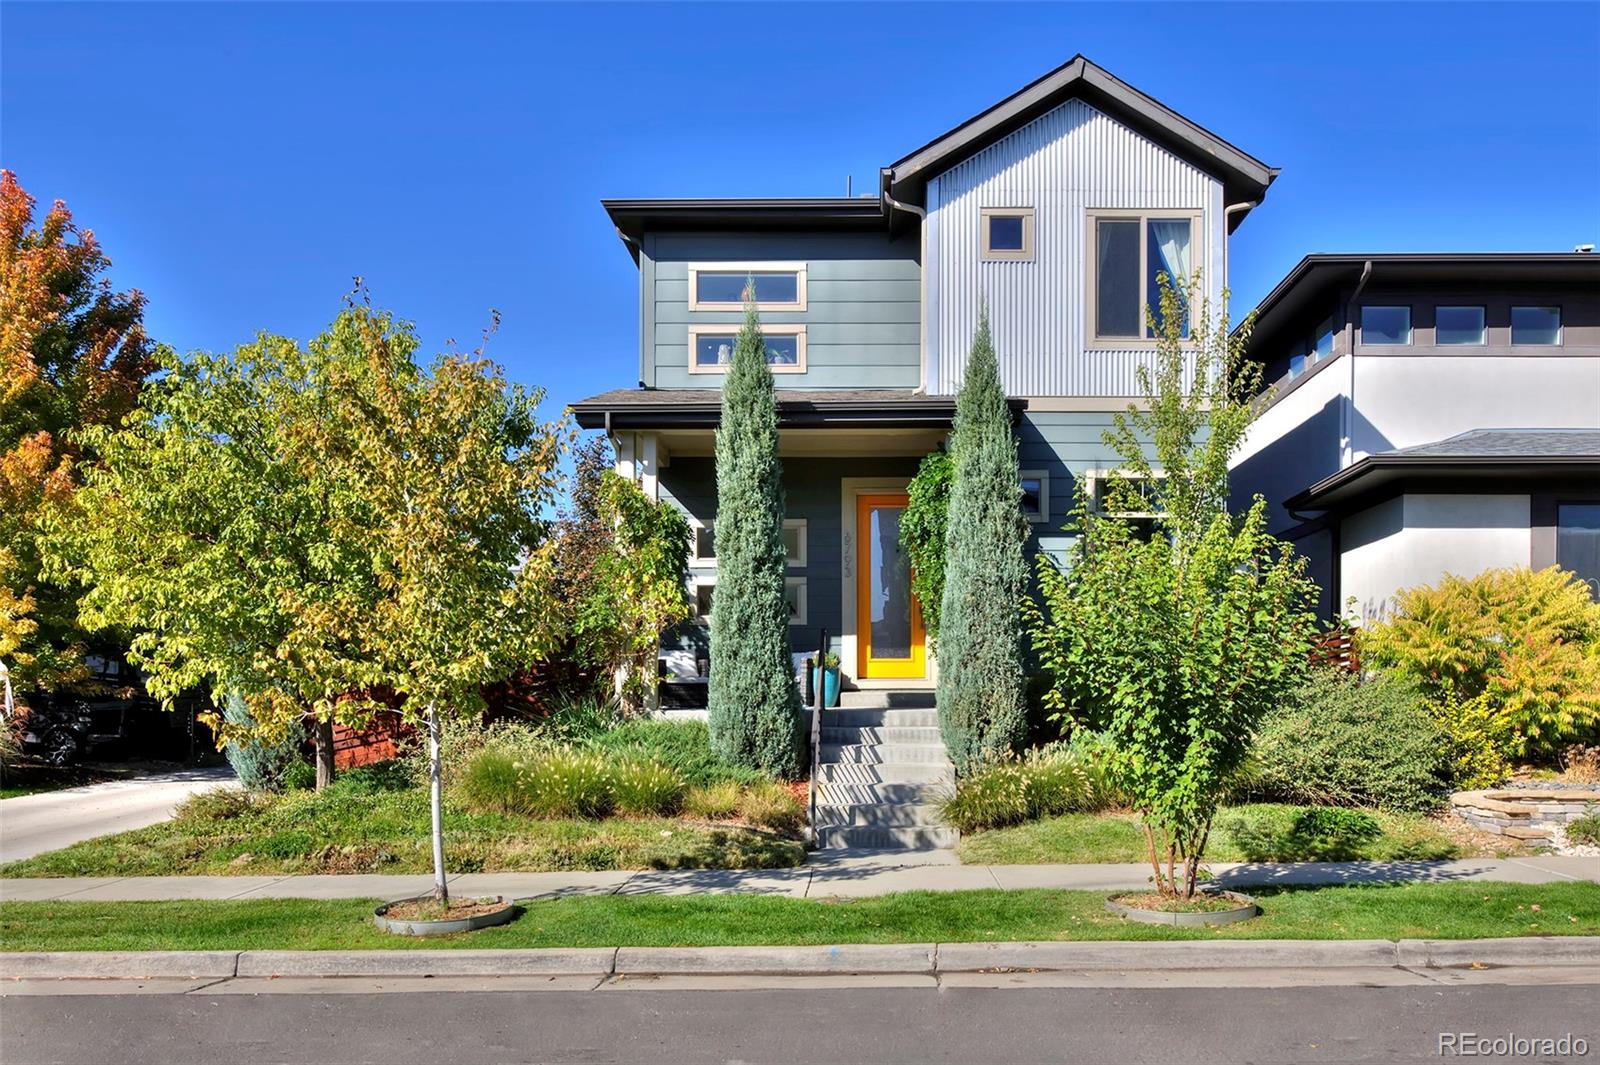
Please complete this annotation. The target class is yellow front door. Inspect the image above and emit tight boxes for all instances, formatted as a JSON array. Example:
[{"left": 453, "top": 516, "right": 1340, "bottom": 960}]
[{"left": 855, "top": 493, "right": 926, "bottom": 680}]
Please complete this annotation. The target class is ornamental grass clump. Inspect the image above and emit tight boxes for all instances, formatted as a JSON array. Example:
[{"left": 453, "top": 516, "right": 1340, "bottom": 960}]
[
  {"left": 519, "top": 750, "right": 616, "bottom": 819},
  {"left": 937, "top": 747, "right": 1096, "bottom": 834},
  {"left": 610, "top": 758, "right": 687, "bottom": 816},
  {"left": 736, "top": 779, "right": 805, "bottom": 834}
]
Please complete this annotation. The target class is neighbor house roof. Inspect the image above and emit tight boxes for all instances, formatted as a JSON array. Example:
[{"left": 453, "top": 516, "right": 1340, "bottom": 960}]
[
  {"left": 604, "top": 55, "right": 1279, "bottom": 258},
  {"left": 570, "top": 387, "right": 1026, "bottom": 430},
  {"left": 880, "top": 54, "right": 1278, "bottom": 223},
  {"left": 1285, "top": 428, "right": 1600, "bottom": 512},
  {"left": 1244, "top": 252, "right": 1600, "bottom": 362}
]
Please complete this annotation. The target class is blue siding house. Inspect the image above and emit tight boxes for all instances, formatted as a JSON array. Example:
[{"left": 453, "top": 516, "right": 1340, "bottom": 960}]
[{"left": 572, "top": 55, "right": 1278, "bottom": 694}]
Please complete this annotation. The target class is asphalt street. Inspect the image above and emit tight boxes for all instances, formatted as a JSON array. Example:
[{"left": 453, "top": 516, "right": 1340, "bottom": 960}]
[{"left": 3, "top": 983, "right": 1596, "bottom": 1064}]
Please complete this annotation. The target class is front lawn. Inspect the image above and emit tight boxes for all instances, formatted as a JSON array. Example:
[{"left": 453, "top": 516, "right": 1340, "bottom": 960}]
[
  {"left": 0, "top": 761, "right": 802, "bottom": 877},
  {"left": 955, "top": 804, "right": 1525, "bottom": 866},
  {"left": 1, "top": 882, "right": 1595, "bottom": 951}
]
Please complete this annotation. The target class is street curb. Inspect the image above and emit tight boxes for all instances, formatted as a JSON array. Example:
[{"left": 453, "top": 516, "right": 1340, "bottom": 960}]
[
  {"left": 235, "top": 949, "right": 619, "bottom": 978},
  {"left": 3, "top": 938, "right": 1596, "bottom": 981},
  {"left": 0, "top": 951, "right": 241, "bottom": 980}
]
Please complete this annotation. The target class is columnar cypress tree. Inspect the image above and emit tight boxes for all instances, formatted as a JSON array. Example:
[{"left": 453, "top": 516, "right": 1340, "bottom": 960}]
[
  {"left": 937, "top": 308, "right": 1029, "bottom": 773},
  {"left": 707, "top": 293, "right": 803, "bottom": 776}
]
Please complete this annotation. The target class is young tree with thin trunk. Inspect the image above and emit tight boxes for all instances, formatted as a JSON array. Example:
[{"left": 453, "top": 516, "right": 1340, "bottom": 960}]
[
  {"left": 706, "top": 291, "right": 802, "bottom": 777},
  {"left": 936, "top": 307, "right": 1030, "bottom": 772}
]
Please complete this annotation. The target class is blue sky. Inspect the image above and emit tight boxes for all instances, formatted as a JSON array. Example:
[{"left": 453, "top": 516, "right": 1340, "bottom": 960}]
[{"left": 4, "top": 2, "right": 1598, "bottom": 419}]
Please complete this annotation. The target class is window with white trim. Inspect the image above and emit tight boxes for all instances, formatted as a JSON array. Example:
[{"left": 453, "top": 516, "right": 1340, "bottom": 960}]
[
  {"left": 692, "top": 517, "right": 805, "bottom": 569},
  {"left": 782, "top": 519, "right": 807, "bottom": 569},
  {"left": 1087, "top": 470, "right": 1165, "bottom": 540},
  {"left": 1089, "top": 211, "right": 1199, "bottom": 341},
  {"left": 687, "top": 263, "right": 806, "bottom": 311},
  {"left": 687, "top": 324, "right": 806, "bottom": 374},
  {"left": 785, "top": 577, "right": 807, "bottom": 626},
  {"left": 692, "top": 575, "right": 716, "bottom": 621},
  {"left": 1019, "top": 470, "right": 1049, "bottom": 524},
  {"left": 981, "top": 207, "right": 1035, "bottom": 261}
]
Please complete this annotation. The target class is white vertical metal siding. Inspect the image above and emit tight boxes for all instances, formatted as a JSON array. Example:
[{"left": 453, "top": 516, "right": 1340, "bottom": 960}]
[{"left": 927, "top": 99, "right": 1224, "bottom": 397}]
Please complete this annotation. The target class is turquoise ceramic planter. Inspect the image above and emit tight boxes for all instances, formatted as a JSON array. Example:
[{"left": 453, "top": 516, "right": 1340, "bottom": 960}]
[{"left": 812, "top": 666, "right": 841, "bottom": 708}]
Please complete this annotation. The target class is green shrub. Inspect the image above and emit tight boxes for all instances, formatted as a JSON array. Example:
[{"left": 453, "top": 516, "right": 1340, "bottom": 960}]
[
  {"left": 457, "top": 748, "right": 528, "bottom": 816},
  {"left": 900, "top": 448, "right": 954, "bottom": 642},
  {"left": 684, "top": 780, "right": 742, "bottom": 820},
  {"left": 589, "top": 719, "right": 764, "bottom": 787},
  {"left": 175, "top": 787, "right": 263, "bottom": 823},
  {"left": 611, "top": 758, "right": 686, "bottom": 816},
  {"left": 1286, "top": 807, "right": 1382, "bottom": 860},
  {"left": 1220, "top": 805, "right": 1395, "bottom": 862},
  {"left": 519, "top": 750, "right": 615, "bottom": 819},
  {"left": 1363, "top": 566, "right": 1600, "bottom": 770},
  {"left": 281, "top": 761, "right": 317, "bottom": 791},
  {"left": 1567, "top": 807, "right": 1600, "bottom": 847},
  {"left": 737, "top": 780, "right": 804, "bottom": 834},
  {"left": 539, "top": 692, "right": 623, "bottom": 744},
  {"left": 937, "top": 309, "right": 1029, "bottom": 772},
  {"left": 938, "top": 747, "right": 1101, "bottom": 833},
  {"left": 219, "top": 693, "right": 303, "bottom": 792},
  {"left": 1245, "top": 669, "right": 1448, "bottom": 814}
]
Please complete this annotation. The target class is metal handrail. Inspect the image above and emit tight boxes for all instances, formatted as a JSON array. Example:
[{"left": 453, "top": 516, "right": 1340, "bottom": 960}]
[{"left": 806, "top": 628, "right": 827, "bottom": 847}]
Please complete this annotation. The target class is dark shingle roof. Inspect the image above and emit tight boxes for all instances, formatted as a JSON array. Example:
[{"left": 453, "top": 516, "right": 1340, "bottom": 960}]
[{"left": 1391, "top": 428, "right": 1600, "bottom": 459}]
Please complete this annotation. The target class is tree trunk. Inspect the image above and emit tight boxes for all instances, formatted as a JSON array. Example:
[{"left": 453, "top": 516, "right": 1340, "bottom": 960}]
[
  {"left": 427, "top": 702, "right": 448, "bottom": 905},
  {"left": 314, "top": 717, "right": 336, "bottom": 790}
]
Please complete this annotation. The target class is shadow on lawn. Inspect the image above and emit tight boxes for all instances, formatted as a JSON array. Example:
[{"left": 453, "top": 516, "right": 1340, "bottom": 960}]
[{"left": 1214, "top": 859, "right": 1494, "bottom": 890}]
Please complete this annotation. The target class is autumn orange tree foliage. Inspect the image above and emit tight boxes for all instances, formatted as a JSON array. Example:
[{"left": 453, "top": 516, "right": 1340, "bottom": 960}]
[{"left": 0, "top": 171, "right": 154, "bottom": 699}]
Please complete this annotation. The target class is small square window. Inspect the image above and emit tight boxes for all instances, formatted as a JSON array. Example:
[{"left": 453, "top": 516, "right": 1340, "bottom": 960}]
[
  {"left": 693, "top": 579, "right": 716, "bottom": 621},
  {"left": 1436, "top": 306, "right": 1485, "bottom": 345},
  {"left": 1512, "top": 306, "right": 1562, "bottom": 345},
  {"left": 1019, "top": 471, "right": 1049, "bottom": 524},
  {"left": 784, "top": 577, "right": 807, "bottom": 626},
  {"left": 782, "top": 519, "right": 807, "bottom": 569},
  {"left": 691, "top": 521, "right": 716, "bottom": 565},
  {"left": 1288, "top": 353, "right": 1307, "bottom": 378},
  {"left": 981, "top": 207, "right": 1034, "bottom": 261},
  {"left": 1361, "top": 306, "right": 1411, "bottom": 345},
  {"left": 1312, "top": 315, "right": 1335, "bottom": 360}
]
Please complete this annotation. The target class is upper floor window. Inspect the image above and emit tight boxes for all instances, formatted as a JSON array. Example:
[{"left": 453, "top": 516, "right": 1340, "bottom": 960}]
[
  {"left": 981, "top": 207, "right": 1035, "bottom": 261},
  {"left": 1289, "top": 314, "right": 1337, "bottom": 379},
  {"left": 687, "top": 263, "right": 807, "bottom": 311},
  {"left": 1435, "top": 306, "right": 1486, "bottom": 346},
  {"left": 1360, "top": 305, "right": 1411, "bottom": 345},
  {"left": 687, "top": 323, "right": 806, "bottom": 374},
  {"left": 1088, "top": 212, "right": 1197, "bottom": 342},
  {"left": 1512, "top": 305, "right": 1562, "bottom": 345}
]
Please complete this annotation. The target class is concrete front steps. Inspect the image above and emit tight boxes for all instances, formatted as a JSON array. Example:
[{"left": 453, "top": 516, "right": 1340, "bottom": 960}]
[{"left": 811, "top": 689, "right": 957, "bottom": 851}]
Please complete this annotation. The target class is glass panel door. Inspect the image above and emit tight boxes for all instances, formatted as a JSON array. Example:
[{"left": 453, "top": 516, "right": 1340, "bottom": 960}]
[{"left": 856, "top": 494, "right": 925, "bottom": 679}]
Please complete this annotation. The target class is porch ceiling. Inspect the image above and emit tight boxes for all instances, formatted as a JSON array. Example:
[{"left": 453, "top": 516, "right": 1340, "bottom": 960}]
[
  {"left": 655, "top": 427, "right": 950, "bottom": 459},
  {"left": 571, "top": 388, "right": 1027, "bottom": 431}
]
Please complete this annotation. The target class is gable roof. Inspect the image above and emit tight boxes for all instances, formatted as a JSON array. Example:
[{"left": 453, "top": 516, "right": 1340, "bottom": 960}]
[{"left": 880, "top": 55, "right": 1278, "bottom": 227}]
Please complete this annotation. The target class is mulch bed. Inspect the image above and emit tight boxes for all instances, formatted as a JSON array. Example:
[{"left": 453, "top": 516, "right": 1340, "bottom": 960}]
[
  {"left": 1108, "top": 892, "right": 1243, "bottom": 914},
  {"left": 380, "top": 897, "right": 510, "bottom": 922}
]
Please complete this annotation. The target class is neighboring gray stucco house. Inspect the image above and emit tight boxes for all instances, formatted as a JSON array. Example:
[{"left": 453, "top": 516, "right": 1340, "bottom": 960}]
[
  {"left": 573, "top": 55, "right": 1278, "bottom": 693},
  {"left": 1229, "top": 253, "right": 1600, "bottom": 622}
]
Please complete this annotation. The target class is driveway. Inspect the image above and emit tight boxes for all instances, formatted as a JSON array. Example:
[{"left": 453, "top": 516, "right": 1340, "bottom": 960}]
[{"left": 0, "top": 766, "right": 235, "bottom": 864}]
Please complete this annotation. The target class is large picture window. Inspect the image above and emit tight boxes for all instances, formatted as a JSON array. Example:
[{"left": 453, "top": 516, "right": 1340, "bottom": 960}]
[
  {"left": 687, "top": 263, "right": 806, "bottom": 311},
  {"left": 1088, "top": 212, "right": 1198, "bottom": 341},
  {"left": 1558, "top": 503, "right": 1600, "bottom": 601},
  {"left": 687, "top": 324, "right": 806, "bottom": 374}
]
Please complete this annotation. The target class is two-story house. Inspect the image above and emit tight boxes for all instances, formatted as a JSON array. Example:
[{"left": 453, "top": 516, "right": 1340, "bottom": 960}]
[
  {"left": 1230, "top": 253, "right": 1600, "bottom": 622},
  {"left": 573, "top": 55, "right": 1279, "bottom": 691}
]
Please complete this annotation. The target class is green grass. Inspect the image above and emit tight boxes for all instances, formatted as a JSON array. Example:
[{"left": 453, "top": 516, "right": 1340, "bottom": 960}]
[
  {"left": 1, "top": 765, "right": 802, "bottom": 878},
  {"left": 1, "top": 882, "right": 1596, "bottom": 951},
  {"left": 956, "top": 804, "right": 1516, "bottom": 865}
]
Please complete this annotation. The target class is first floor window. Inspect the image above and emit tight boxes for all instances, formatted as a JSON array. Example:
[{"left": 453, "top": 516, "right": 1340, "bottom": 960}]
[
  {"left": 782, "top": 519, "right": 808, "bottom": 568},
  {"left": 693, "top": 518, "right": 805, "bottom": 569},
  {"left": 1512, "top": 305, "right": 1562, "bottom": 345},
  {"left": 1019, "top": 471, "right": 1049, "bottom": 523},
  {"left": 785, "top": 577, "right": 807, "bottom": 626},
  {"left": 693, "top": 577, "right": 716, "bottom": 621},
  {"left": 1558, "top": 503, "right": 1600, "bottom": 601},
  {"left": 688, "top": 324, "right": 806, "bottom": 374},
  {"left": 1091, "top": 213, "right": 1195, "bottom": 341},
  {"left": 691, "top": 520, "right": 716, "bottom": 565},
  {"left": 1436, "top": 306, "right": 1486, "bottom": 345},
  {"left": 1360, "top": 305, "right": 1411, "bottom": 345}
]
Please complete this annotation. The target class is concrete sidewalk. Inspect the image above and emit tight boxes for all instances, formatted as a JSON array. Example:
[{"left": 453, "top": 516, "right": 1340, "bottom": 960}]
[{"left": 2, "top": 852, "right": 1594, "bottom": 903}]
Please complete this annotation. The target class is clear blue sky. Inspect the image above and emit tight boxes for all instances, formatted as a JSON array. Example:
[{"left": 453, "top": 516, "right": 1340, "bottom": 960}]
[{"left": 4, "top": 2, "right": 1598, "bottom": 418}]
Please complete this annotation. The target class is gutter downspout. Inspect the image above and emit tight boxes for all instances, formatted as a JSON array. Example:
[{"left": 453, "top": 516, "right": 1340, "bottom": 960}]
[
  {"left": 1341, "top": 260, "right": 1374, "bottom": 468},
  {"left": 1221, "top": 201, "right": 1258, "bottom": 294},
  {"left": 882, "top": 188, "right": 928, "bottom": 395}
]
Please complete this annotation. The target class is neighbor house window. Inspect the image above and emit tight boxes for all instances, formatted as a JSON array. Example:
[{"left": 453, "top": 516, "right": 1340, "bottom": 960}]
[
  {"left": 687, "top": 324, "right": 806, "bottom": 374},
  {"left": 783, "top": 519, "right": 807, "bottom": 569},
  {"left": 980, "top": 207, "right": 1035, "bottom": 261},
  {"left": 1557, "top": 503, "right": 1600, "bottom": 601},
  {"left": 687, "top": 263, "right": 806, "bottom": 311},
  {"left": 1360, "top": 306, "right": 1411, "bottom": 345},
  {"left": 785, "top": 577, "right": 807, "bottom": 626},
  {"left": 1089, "top": 212, "right": 1198, "bottom": 341},
  {"left": 1019, "top": 470, "right": 1049, "bottom": 524},
  {"left": 1436, "top": 306, "right": 1486, "bottom": 345},
  {"left": 1512, "top": 306, "right": 1562, "bottom": 345}
]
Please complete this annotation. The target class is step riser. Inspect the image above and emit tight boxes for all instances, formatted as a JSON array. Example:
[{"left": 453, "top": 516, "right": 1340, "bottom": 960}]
[
  {"left": 822, "top": 709, "right": 939, "bottom": 729},
  {"left": 838, "top": 690, "right": 936, "bottom": 710},
  {"left": 813, "top": 804, "right": 943, "bottom": 828},
  {"left": 820, "top": 727, "right": 942, "bottom": 745},
  {"left": 820, "top": 744, "right": 952, "bottom": 766},
  {"left": 816, "top": 826, "right": 958, "bottom": 850},
  {"left": 816, "top": 763, "right": 954, "bottom": 786}
]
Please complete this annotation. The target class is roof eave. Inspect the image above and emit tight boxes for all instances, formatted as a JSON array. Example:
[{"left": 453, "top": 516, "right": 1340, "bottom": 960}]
[{"left": 1285, "top": 454, "right": 1600, "bottom": 512}]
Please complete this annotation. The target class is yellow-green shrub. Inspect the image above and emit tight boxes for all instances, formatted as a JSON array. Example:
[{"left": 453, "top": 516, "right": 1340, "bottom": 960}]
[
  {"left": 736, "top": 780, "right": 804, "bottom": 833},
  {"left": 683, "top": 781, "right": 742, "bottom": 820},
  {"left": 1363, "top": 566, "right": 1600, "bottom": 775},
  {"left": 611, "top": 758, "right": 686, "bottom": 816}
]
